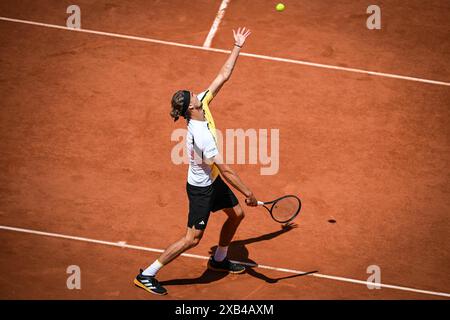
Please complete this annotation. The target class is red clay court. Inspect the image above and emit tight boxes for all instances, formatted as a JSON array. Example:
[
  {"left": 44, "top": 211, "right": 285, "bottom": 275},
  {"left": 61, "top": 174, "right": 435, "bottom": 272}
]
[{"left": 0, "top": 1, "right": 449, "bottom": 300}]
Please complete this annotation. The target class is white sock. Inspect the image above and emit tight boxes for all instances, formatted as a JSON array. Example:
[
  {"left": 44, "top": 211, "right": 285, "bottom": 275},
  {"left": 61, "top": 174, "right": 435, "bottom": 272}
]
[
  {"left": 214, "top": 246, "right": 228, "bottom": 262},
  {"left": 142, "top": 259, "right": 164, "bottom": 276}
]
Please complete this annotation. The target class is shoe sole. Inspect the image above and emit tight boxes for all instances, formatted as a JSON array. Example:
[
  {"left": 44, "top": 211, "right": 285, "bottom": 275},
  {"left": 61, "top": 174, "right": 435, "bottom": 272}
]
[
  {"left": 207, "top": 263, "right": 246, "bottom": 274},
  {"left": 133, "top": 278, "right": 168, "bottom": 296}
]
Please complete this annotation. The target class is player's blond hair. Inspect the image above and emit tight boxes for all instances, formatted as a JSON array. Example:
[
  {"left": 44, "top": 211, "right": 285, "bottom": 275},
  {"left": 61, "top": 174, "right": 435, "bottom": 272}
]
[{"left": 170, "top": 90, "right": 187, "bottom": 122}]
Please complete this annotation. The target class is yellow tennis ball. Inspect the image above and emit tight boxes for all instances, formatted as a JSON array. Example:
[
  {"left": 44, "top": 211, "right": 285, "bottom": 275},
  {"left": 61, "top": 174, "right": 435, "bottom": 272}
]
[{"left": 276, "top": 3, "right": 285, "bottom": 11}]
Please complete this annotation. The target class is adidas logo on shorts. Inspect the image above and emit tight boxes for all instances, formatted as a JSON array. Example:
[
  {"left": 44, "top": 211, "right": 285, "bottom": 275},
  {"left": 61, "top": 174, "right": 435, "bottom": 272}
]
[{"left": 199, "top": 221, "right": 205, "bottom": 225}]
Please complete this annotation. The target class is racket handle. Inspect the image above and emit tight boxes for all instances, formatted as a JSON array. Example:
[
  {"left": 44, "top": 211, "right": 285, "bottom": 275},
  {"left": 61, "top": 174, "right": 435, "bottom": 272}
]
[{"left": 257, "top": 201, "right": 264, "bottom": 206}]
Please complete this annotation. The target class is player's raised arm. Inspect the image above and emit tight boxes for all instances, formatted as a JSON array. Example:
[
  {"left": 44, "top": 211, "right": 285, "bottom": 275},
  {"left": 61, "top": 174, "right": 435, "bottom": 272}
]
[{"left": 208, "top": 27, "right": 251, "bottom": 97}]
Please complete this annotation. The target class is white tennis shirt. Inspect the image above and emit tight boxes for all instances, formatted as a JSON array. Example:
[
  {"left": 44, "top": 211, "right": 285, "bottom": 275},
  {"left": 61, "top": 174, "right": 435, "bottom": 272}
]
[{"left": 186, "top": 91, "right": 219, "bottom": 187}]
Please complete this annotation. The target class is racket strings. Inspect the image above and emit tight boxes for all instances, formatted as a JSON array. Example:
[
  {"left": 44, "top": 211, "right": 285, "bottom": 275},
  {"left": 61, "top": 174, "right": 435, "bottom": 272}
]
[{"left": 271, "top": 197, "right": 300, "bottom": 223}]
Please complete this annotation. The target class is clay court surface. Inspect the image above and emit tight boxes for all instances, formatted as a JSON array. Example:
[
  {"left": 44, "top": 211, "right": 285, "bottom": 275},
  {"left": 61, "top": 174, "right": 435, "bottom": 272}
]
[{"left": 0, "top": 1, "right": 449, "bottom": 300}]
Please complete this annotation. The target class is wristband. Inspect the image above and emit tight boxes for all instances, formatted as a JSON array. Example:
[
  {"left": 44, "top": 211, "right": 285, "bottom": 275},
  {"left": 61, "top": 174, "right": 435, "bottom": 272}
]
[{"left": 234, "top": 43, "right": 242, "bottom": 48}]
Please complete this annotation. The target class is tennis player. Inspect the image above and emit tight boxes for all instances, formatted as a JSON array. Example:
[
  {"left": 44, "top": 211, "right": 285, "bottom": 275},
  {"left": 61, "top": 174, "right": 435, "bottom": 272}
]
[{"left": 134, "top": 27, "right": 256, "bottom": 295}]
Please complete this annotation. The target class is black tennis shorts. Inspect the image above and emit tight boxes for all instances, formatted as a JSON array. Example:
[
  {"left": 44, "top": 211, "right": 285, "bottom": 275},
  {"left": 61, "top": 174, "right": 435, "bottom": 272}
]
[{"left": 186, "top": 175, "right": 239, "bottom": 230}]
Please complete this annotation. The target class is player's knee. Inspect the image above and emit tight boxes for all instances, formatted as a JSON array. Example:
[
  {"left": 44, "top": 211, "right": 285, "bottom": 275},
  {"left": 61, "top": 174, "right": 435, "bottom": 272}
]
[
  {"left": 191, "top": 236, "right": 201, "bottom": 247},
  {"left": 183, "top": 238, "right": 194, "bottom": 249},
  {"left": 189, "top": 238, "right": 201, "bottom": 248},
  {"left": 184, "top": 236, "right": 201, "bottom": 249},
  {"left": 234, "top": 206, "right": 245, "bottom": 221}
]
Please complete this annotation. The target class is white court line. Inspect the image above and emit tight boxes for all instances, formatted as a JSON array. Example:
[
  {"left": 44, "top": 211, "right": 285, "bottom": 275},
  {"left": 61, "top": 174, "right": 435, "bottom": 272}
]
[
  {"left": 1, "top": 16, "right": 449, "bottom": 87},
  {"left": 203, "top": 0, "right": 230, "bottom": 48},
  {"left": 1, "top": 225, "right": 449, "bottom": 298}
]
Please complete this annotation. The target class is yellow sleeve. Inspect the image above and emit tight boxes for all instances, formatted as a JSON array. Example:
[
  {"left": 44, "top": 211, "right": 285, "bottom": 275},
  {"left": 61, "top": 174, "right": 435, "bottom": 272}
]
[{"left": 201, "top": 90, "right": 214, "bottom": 105}]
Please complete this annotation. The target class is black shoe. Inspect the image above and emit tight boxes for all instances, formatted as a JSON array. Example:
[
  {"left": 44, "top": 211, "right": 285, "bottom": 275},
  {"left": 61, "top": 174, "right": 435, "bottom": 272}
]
[
  {"left": 207, "top": 257, "right": 246, "bottom": 274},
  {"left": 134, "top": 269, "right": 167, "bottom": 295}
]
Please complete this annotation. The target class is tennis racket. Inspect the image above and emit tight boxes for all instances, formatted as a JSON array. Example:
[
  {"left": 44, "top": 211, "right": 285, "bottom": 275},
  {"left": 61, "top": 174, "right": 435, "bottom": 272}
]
[{"left": 257, "top": 195, "right": 302, "bottom": 223}]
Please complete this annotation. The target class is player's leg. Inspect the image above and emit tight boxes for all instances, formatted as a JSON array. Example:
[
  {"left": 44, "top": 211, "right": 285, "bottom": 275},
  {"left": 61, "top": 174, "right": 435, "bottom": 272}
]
[
  {"left": 218, "top": 204, "right": 245, "bottom": 247},
  {"left": 134, "top": 226, "right": 204, "bottom": 295},
  {"left": 134, "top": 182, "right": 212, "bottom": 295},
  {"left": 208, "top": 204, "right": 246, "bottom": 273},
  {"left": 158, "top": 226, "right": 204, "bottom": 265},
  {"left": 208, "top": 176, "right": 246, "bottom": 273}
]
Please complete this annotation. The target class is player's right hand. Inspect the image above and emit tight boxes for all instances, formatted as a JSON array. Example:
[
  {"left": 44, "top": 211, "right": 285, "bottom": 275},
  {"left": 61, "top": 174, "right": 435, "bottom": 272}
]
[{"left": 245, "top": 192, "right": 258, "bottom": 206}]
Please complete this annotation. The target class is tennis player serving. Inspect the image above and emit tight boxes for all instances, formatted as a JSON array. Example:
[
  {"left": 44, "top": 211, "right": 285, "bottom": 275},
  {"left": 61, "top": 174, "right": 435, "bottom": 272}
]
[{"left": 134, "top": 27, "right": 255, "bottom": 295}]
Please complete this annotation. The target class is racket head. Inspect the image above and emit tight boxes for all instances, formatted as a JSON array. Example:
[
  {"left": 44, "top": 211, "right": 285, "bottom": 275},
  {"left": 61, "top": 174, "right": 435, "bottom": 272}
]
[{"left": 267, "top": 195, "right": 301, "bottom": 223}]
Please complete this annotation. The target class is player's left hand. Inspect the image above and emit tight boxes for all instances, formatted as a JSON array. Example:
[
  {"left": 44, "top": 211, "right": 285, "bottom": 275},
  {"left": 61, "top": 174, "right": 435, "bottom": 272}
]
[{"left": 233, "top": 27, "right": 251, "bottom": 47}]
